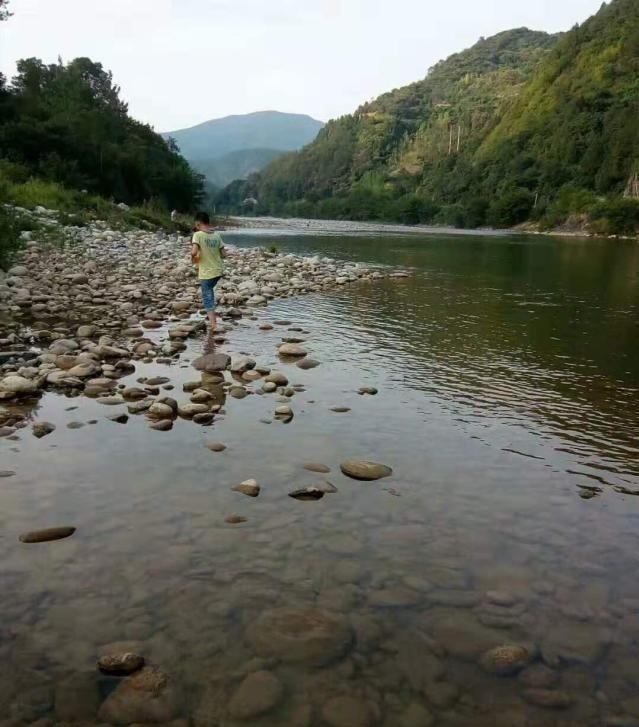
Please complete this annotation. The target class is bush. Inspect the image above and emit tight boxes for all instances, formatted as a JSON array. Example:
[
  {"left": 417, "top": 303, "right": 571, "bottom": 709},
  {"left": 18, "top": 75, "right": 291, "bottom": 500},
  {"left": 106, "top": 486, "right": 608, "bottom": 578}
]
[
  {"left": 588, "top": 197, "right": 639, "bottom": 235},
  {"left": 0, "top": 205, "right": 21, "bottom": 270},
  {"left": 488, "top": 187, "right": 534, "bottom": 227}
]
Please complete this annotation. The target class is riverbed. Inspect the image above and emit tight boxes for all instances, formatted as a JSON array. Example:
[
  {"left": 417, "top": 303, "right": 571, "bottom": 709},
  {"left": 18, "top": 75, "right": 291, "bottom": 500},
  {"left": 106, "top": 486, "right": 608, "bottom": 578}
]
[{"left": 2, "top": 224, "right": 639, "bottom": 725}]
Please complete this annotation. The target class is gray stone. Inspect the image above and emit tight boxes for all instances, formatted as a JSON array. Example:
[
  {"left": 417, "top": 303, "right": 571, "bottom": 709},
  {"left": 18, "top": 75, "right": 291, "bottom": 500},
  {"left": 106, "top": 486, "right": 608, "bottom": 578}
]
[
  {"left": 340, "top": 460, "right": 392, "bottom": 481},
  {"left": 228, "top": 671, "right": 283, "bottom": 720}
]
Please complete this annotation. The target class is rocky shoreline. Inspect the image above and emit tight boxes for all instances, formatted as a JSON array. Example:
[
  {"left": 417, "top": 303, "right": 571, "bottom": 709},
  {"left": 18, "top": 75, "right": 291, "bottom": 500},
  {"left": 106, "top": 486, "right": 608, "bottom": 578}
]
[{"left": 0, "top": 210, "right": 408, "bottom": 431}]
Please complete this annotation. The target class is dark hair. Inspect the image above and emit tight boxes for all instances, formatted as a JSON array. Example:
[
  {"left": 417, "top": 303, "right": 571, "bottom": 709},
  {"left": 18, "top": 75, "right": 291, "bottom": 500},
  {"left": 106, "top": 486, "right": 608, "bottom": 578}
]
[{"left": 195, "top": 211, "right": 210, "bottom": 225}]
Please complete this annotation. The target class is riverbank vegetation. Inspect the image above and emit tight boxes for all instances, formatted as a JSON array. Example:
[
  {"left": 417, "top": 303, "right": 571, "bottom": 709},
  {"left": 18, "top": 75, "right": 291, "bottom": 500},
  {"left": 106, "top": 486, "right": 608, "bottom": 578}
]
[{"left": 218, "top": 0, "right": 639, "bottom": 236}]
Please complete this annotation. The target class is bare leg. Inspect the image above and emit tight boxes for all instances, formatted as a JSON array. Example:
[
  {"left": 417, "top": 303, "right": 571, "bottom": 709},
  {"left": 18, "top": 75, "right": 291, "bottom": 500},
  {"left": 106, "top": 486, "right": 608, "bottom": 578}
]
[{"left": 207, "top": 310, "right": 217, "bottom": 331}]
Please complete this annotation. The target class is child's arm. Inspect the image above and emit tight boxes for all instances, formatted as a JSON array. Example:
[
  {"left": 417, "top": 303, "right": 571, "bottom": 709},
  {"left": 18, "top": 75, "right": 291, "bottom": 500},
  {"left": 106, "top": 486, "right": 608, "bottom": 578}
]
[{"left": 191, "top": 243, "right": 200, "bottom": 264}]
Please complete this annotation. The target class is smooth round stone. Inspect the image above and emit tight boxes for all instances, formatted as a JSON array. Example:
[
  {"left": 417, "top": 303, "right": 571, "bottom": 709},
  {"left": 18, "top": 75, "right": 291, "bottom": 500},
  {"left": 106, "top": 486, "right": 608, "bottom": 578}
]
[
  {"left": 246, "top": 607, "right": 353, "bottom": 667},
  {"left": 225, "top": 515, "right": 248, "bottom": 524},
  {"left": 150, "top": 419, "right": 173, "bottom": 431},
  {"left": 278, "top": 343, "right": 308, "bottom": 357},
  {"left": 98, "top": 652, "right": 145, "bottom": 676},
  {"left": 232, "top": 479, "right": 260, "bottom": 497},
  {"left": 259, "top": 323, "right": 274, "bottom": 331},
  {"left": 193, "top": 412, "right": 214, "bottom": 425},
  {"left": 340, "top": 460, "right": 392, "bottom": 481},
  {"left": 145, "top": 376, "right": 170, "bottom": 386},
  {"left": 265, "top": 372, "right": 288, "bottom": 386},
  {"left": 275, "top": 405, "right": 293, "bottom": 417},
  {"left": 303, "top": 462, "right": 331, "bottom": 473},
  {"left": 330, "top": 406, "right": 351, "bottom": 413},
  {"left": 177, "top": 403, "right": 209, "bottom": 418},
  {"left": 297, "top": 358, "right": 320, "bottom": 370},
  {"left": 228, "top": 671, "right": 283, "bottom": 720},
  {"left": 148, "top": 402, "right": 174, "bottom": 418},
  {"left": 242, "top": 370, "right": 262, "bottom": 382},
  {"left": 230, "top": 387, "right": 248, "bottom": 399},
  {"left": 262, "top": 382, "right": 277, "bottom": 393},
  {"left": 480, "top": 644, "right": 532, "bottom": 675},
  {"left": 96, "top": 395, "right": 125, "bottom": 406},
  {"left": 322, "top": 696, "right": 375, "bottom": 727},
  {"left": 19, "top": 526, "right": 76, "bottom": 543},
  {"left": 206, "top": 442, "right": 226, "bottom": 452},
  {"left": 358, "top": 386, "right": 378, "bottom": 395}
]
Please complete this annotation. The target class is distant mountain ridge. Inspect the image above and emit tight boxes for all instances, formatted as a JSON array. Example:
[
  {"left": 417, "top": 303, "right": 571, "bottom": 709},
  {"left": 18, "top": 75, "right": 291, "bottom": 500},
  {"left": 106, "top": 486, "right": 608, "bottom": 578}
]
[{"left": 163, "top": 110, "right": 323, "bottom": 188}]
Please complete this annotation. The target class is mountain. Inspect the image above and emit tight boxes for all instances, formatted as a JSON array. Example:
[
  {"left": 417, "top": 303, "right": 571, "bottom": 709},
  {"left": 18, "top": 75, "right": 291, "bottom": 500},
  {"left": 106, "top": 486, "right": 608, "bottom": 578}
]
[
  {"left": 164, "top": 111, "right": 324, "bottom": 188},
  {"left": 193, "top": 148, "right": 284, "bottom": 189},
  {"left": 221, "top": 2, "right": 639, "bottom": 235}
]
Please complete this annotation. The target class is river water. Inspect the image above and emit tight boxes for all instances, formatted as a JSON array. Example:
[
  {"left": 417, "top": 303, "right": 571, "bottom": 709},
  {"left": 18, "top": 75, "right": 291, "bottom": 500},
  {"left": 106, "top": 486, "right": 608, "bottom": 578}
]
[{"left": 2, "top": 227, "right": 639, "bottom": 725}]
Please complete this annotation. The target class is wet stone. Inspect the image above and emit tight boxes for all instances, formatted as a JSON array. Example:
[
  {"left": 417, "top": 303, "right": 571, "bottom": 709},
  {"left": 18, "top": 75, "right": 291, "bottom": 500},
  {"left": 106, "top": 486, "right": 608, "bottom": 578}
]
[
  {"left": 289, "top": 487, "right": 325, "bottom": 501},
  {"left": 225, "top": 515, "right": 248, "bottom": 524},
  {"left": 233, "top": 479, "right": 260, "bottom": 497},
  {"left": 98, "top": 652, "right": 145, "bottom": 676},
  {"left": 340, "top": 460, "right": 393, "bottom": 481},
  {"left": 480, "top": 644, "right": 533, "bottom": 676},
  {"left": 97, "top": 666, "right": 181, "bottom": 723},
  {"left": 150, "top": 419, "right": 173, "bottom": 431},
  {"left": 302, "top": 462, "right": 331, "bottom": 474},
  {"left": 32, "top": 421, "right": 56, "bottom": 438},
  {"left": 206, "top": 442, "right": 226, "bottom": 452},
  {"left": 228, "top": 670, "right": 283, "bottom": 720},
  {"left": 322, "top": 696, "right": 376, "bottom": 727},
  {"left": 246, "top": 607, "right": 353, "bottom": 667},
  {"left": 523, "top": 689, "right": 573, "bottom": 709},
  {"left": 20, "top": 526, "right": 76, "bottom": 543}
]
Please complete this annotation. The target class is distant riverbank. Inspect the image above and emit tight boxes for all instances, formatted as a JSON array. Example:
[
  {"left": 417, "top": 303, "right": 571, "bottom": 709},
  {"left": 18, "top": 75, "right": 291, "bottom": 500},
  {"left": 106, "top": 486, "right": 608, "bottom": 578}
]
[{"left": 229, "top": 215, "right": 638, "bottom": 242}]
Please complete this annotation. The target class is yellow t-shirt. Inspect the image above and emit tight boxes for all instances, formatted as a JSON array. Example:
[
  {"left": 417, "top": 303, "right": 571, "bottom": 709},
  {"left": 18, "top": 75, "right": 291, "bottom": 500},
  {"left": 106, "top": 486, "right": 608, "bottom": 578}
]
[{"left": 193, "top": 230, "right": 224, "bottom": 280}]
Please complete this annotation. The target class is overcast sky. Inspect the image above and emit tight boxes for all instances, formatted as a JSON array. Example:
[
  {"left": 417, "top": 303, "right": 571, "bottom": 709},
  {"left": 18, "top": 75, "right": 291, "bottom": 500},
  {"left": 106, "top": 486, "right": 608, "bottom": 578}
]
[{"left": 1, "top": 0, "right": 604, "bottom": 132}]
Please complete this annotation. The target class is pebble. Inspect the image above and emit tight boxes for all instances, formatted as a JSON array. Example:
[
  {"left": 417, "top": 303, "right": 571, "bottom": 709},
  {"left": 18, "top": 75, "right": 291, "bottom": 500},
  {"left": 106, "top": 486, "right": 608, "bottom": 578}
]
[
  {"left": 225, "top": 515, "right": 248, "bottom": 524},
  {"left": 479, "top": 644, "right": 532, "bottom": 675},
  {"left": 19, "top": 526, "right": 76, "bottom": 543},
  {"left": 206, "top": 442, "right": 226, "bottom": 452},
  {"left": 330, "top": 406, "right": 351, "bottom": 413},
  {"left": 340, "top": 460, "right": 393, "bottom": 481},
  {"left": 107, "top": 413, "right": 129, "bottom": 424},
  {"left": 150, "top": 419, "right": 173, "bottom": 431},
  {"left": 232, "top": 479, "right": 260, "bottom": 497},
  {"left": 98, "top": 652, "right": 145, "bottom": 676},
  {"left": 358, "top": 386, "right": 378, "bottom": 395},
  {"left": 32, "top": 421, "right": 56, "bottom": 438},
  {"left": 303, "top": 462, "right": 331, "bottom": 473},
  {"left": 278, "top": 343, "right": 308, "bottom": 357},
  {"left": 0, "top": 470, "right": 16, "bottom": 477},
  {"left": 297, "top": 357, "right": 320, "bottom": 369}
]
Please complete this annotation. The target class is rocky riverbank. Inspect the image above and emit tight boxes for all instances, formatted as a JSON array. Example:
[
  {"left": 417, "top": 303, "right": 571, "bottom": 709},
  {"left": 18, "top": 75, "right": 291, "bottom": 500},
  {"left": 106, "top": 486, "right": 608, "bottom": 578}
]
[{"left": 0, "top": 212, "right": 408, "bottom": 422}]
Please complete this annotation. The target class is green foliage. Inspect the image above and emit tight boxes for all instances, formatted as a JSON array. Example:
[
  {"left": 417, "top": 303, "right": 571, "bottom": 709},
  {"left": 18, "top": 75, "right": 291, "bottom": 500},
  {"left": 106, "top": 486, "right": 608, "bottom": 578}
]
[
  {"left": 0, "top": 57, "right": 203, "bottom": 210},
  {"left": 219, "top": 2, "right": 639, "bottom": 236},
  {"left": 588, "top": 197, "right": 639, "bottom": 235},
  {"left": 0, "top": 205, "right": 21, "bottom": 270}
]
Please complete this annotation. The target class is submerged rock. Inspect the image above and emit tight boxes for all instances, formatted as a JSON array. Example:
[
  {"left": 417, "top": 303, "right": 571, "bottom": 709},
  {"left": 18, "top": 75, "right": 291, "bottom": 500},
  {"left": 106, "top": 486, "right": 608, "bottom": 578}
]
[
  {"left": 98, "top": 652, "right": 145, "bottom": 676},
  {"left": 303, "top": 462, "right": 331, "bottom": 473},
  {"left": 228, "top": 670, "right": 283, "bottom": 720},
  {"left": 97, "top": 666, "right": 181, "bottom": 723},
  {"left": 340, "top": 460, "right": 392, "bottom": 481},
  {"left": 322, "top": 696, "right": 376, "bottom": 727},
  {"left": 246, "top": 607, "right": 353, "bottom": 666},
  {"left": 479, "top": 644, "right": 532, "bottom": 675},
  {"left": 20, "top": 526, "right": 76, "bottom": 543},
  {"left": 225, "top": 515, "right": 248, "bottom": 524}
]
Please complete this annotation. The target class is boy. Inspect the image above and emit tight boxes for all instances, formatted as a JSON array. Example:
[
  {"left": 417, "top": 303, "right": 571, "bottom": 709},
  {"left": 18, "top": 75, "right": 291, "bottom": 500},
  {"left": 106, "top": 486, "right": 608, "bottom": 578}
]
[{"left": 191, "top": 211, "right": 225, "bottom": 330}]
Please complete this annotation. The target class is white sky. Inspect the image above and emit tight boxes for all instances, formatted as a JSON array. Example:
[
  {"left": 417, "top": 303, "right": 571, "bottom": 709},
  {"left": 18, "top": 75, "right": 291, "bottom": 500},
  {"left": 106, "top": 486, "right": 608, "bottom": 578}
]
[{"left": 0, "top": 0, "right": 605, "bottom": 132}]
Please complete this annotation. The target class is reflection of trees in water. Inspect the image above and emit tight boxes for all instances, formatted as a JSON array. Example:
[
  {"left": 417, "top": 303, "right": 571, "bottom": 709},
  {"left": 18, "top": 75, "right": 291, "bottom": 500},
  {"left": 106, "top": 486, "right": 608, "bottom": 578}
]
[{"left": 285, "top": 232, "right": 639, "bottom": 484}]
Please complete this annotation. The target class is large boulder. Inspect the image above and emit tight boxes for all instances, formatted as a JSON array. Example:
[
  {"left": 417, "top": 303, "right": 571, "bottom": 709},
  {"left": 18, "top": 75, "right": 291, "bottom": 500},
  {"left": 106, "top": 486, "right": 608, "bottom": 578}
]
[{"left": 0, "top": 375, "right": 39, "bottom": 394}]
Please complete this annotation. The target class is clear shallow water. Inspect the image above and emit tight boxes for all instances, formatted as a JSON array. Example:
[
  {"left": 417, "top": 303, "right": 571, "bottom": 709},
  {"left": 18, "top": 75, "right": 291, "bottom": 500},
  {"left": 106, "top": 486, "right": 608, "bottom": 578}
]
[{"left": 2, "top": 229, "right": 639, "bottom": 725}]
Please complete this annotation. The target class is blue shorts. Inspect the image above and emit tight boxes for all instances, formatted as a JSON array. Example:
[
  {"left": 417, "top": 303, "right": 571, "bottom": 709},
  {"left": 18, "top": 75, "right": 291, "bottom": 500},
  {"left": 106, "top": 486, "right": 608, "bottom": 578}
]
[{"left": 200, "top": 276, "right": 220, "bottom": 311}]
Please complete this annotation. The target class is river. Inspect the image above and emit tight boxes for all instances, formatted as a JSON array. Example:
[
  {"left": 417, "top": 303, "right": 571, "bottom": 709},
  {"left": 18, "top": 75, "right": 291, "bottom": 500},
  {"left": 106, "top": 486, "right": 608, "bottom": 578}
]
[{"left": 2, "top": 225, "right": 639, "bottom": 725}]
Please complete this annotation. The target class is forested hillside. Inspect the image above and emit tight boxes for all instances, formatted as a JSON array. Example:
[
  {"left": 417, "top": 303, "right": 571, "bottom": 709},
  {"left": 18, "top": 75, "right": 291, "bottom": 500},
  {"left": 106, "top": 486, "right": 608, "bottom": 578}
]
[
  {"left": 221, "top": 0, "right": 639, "bottom": 234},
  {"left": 0, "top": 57, "right": 203, "bottom": 209}
]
